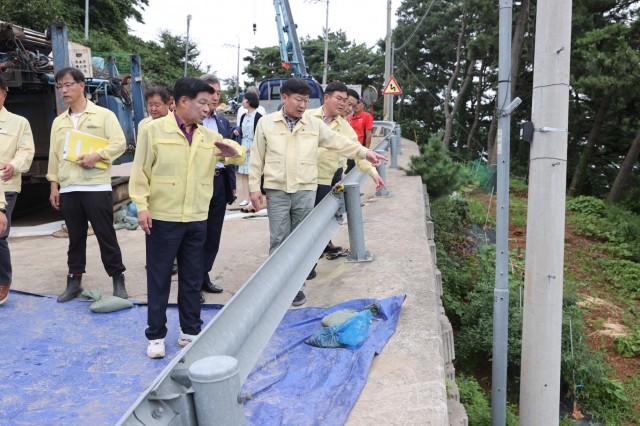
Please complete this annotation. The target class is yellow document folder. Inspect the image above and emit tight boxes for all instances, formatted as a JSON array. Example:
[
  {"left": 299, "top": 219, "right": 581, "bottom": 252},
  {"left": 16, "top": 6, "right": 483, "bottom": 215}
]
[{"left": 63, "top": 130, "right": 109, "bottom": 170}]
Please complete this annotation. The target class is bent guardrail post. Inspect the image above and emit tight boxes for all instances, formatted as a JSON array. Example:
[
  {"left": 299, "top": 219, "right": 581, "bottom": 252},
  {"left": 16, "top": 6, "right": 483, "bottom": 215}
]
[
  {"left": 344, "top": 182, "right": 373, "bottom": 263},
  {"left": 374, "top": 150, "right": 391, "bottom": 198}
]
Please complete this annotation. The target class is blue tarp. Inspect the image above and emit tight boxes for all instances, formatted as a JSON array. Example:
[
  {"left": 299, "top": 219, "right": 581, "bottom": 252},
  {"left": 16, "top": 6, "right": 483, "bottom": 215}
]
[{"left": 0, "top": 292, "right": 404, "bottom": 425}]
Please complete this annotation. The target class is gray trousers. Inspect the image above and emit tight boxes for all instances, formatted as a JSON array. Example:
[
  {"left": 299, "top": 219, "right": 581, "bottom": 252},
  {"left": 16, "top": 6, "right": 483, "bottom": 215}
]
[{"left": 265, "top": 189, "right": 315, "bottom": 255}]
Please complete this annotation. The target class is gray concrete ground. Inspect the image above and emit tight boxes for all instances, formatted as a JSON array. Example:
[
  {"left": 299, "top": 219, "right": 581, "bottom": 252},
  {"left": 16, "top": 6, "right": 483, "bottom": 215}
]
[{"left": 8, "top": 138, "right": 452, "bottom": 425}]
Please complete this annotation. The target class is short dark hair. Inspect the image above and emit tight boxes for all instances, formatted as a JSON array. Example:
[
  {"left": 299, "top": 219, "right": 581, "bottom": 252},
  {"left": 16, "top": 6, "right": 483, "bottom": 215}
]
[
  {"left": 55, "top": 67, "right": 85, "bottom": 84},
  {"left": 281, "top": 78, "right": 312, "bottom": 97},
  {"left": 346, "top": 88, "right": 360, "bottom": 100},
  {"left": 243, "top": 91, "right": 259, "bottom": 108},
  {"left": 144, "top": 86, "right": 172, "bottom": 103},
  {"left": 0, "top": 76, "right": 7, "bottom": 92},
  {"left": 173, "top": 77, "right": 214, "bottom": 102},
  {"left": 324, "top": 81, "right": 348, "bottom": 96}
]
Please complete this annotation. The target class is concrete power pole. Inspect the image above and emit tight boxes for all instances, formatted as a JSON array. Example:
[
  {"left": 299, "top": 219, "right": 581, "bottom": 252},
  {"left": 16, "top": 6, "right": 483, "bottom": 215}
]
[
  {"left": 519, "top": 1, "right": 573, "bottom": 424},
  {"left": 383, "top": 0, "right": 392, "bottom": 121}
]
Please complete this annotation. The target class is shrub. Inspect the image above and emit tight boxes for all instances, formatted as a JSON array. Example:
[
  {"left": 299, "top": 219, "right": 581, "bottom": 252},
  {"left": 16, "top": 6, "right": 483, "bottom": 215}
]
[
  {"left": 566, "top": 196, "right": 607, "bottom": 217},
  {"left": 404, "top": 132, "right": 470, "bottom": 199}
]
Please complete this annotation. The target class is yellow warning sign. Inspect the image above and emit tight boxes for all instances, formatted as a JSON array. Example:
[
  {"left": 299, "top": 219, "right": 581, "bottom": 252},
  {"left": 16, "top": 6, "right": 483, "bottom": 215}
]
[{"left": 383, "top": 76, "right": 403, "bottom": 95}]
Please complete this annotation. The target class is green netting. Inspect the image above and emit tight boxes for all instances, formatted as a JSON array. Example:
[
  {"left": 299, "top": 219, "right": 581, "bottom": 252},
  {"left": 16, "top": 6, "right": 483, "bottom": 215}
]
[
  {"left": 91, "top": 52, "right": 131, "bottom": 77},
  {"left": 466, "top": 159, "right": 497, "bottom": 192}
]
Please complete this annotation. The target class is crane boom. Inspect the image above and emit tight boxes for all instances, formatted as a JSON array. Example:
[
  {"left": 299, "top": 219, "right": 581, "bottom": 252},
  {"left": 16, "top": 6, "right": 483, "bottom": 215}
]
[{"left": 273, "top": 0, "right": 308, "bottom": 77}]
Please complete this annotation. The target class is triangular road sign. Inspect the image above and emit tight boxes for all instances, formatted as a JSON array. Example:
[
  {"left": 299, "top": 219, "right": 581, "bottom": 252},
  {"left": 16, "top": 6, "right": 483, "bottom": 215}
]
[{"left": 383, "top": 76, "right": 403, "bottom": 95}]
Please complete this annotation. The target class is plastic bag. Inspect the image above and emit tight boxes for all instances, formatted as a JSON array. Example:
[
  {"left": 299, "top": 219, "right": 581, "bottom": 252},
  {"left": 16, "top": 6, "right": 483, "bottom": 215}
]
[{"left": 305, "top": 310, "right": 374, "bottom": 350}]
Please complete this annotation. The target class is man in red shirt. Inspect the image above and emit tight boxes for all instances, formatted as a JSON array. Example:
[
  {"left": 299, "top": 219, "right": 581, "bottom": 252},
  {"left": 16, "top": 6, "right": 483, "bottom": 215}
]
[{"left": 346, "top": 95, "right": 374, "bottom": 172}]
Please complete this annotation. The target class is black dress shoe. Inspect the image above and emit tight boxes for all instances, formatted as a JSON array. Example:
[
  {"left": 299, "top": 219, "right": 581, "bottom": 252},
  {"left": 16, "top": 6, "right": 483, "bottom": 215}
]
[{"left": 202, "top": 280, "right": 223, "bottom": 293}]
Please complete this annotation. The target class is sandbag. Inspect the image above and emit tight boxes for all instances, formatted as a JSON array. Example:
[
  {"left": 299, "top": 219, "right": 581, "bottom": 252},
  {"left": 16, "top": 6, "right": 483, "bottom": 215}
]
[
  {"left": 81, "top": 289, "right": 134, "bottom": 313},
  {"left": 321, "top": 303, "right": 380, "bottom": 327}
]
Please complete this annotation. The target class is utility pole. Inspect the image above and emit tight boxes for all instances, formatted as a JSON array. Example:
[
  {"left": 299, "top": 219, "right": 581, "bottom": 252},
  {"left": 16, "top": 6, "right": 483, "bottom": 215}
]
[
  {"left": 491, "top": 1, "right": 518, "bottom": 425},
  {"left": 84, "top": 0, "right": 89, "bottom": 40},
  {"left": 519, "top": 1, "right": 572, "bottom": 424},
  {"left": 382, "top": 0, "right": 392, "bottom": 121},
  {"left": 184, "top": 15, "right": 192, "bottom": 77},
  {"left": 235, "top": 36, "right": 241, "bottom": 99},
  {"left": 322, "top": 0, "right": 329, "bottom": 86}
]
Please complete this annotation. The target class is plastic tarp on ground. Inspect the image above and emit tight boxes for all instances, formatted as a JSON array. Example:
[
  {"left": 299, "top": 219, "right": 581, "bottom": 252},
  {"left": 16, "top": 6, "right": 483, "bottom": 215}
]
[{"left": 0, "top": 291, "right": 405, "bottom": 425}]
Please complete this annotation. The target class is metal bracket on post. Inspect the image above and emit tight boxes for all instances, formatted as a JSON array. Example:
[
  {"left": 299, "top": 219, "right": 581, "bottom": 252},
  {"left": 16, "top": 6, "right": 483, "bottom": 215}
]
[
  {"left": 189, "top": 356, "right": 248, "bottom": 426},
  {"left": 343, "top": 182, "right": 373, "bottom": 262},
  {"left": 374, "top": 149, "right": 391, "bottom": 198}
]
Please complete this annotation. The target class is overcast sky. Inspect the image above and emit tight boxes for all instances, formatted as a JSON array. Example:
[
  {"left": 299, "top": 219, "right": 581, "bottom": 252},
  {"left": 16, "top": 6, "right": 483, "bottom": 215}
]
[{"left": 127, "top": 0, "right": 398, "bottom": 88}]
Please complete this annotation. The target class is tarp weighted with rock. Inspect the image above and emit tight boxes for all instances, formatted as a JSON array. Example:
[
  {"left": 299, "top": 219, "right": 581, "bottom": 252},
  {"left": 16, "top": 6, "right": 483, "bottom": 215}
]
[{"left": 0, "top": 291, "right": 404, "bottom": 425}]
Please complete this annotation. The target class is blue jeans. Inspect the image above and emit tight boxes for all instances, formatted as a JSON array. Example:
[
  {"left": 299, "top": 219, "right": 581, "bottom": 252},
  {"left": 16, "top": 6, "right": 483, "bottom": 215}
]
[{"left": 0, "top": 192, "right": 17, "bottom": 284}]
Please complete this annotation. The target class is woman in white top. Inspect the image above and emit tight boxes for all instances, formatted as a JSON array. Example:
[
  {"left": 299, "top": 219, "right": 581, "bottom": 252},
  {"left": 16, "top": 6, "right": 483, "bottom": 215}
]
[{"left": 234, "top": 92, "right": 262, "bottom": 208}]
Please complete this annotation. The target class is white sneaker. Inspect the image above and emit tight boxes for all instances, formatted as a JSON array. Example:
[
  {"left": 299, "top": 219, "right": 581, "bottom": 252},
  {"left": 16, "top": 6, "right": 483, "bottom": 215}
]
[
  {"left": 147, "top": 339, "right": 166, "bottom": 359},
  {"left": 178, "top": 332, "right": 198, "bottom": 347},
  {"left": 238, "top": 199, "right": 250, "bottom": 207}
]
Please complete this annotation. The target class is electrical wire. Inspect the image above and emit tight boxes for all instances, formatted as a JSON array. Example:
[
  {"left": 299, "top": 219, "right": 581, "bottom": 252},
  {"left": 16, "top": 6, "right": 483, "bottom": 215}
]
[{"left": 394, "top": 0, "right": 437, "bottom": 52}]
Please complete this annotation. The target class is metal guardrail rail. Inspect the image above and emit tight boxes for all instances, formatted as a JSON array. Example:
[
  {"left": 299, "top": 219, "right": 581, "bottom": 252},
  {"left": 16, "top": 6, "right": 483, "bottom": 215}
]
[{"left": 117, "top": 122, "right": 400, "bottom": 425}]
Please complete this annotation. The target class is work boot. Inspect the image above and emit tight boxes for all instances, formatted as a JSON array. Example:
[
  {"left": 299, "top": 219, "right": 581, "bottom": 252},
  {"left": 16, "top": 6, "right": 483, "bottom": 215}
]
[
  {"left": 112, "top": 274, "right": 128, "bottom": 299},
  {"left": 57, "top": 274, "right": 83, "bottom": 303}
]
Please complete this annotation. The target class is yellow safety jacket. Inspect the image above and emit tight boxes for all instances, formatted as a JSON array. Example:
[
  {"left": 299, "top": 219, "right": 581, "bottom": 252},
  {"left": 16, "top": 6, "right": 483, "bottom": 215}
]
[
  {"left": 0, "top": 107, "right": 35, "bottom": 192},
  {"left": 129, "top": 113, "right": 246, "bottom": 222},
  {"left": 47, "top": 101, "right": 125, "bottom": 187},
  {"left": 249, "top": 111, "right": 369, "bottom": 193}
]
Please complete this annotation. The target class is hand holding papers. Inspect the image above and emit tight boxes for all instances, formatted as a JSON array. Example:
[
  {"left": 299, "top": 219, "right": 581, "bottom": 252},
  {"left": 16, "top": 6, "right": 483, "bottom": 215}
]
[{"left": 63, "top": 130, "right": 109, "bottom": 169}]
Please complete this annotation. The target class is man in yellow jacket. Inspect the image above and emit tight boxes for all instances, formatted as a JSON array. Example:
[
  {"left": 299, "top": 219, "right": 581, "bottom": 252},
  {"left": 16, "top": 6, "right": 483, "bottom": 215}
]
[
  {"left": 248, "top": 78, "right": 386, "bottom": 306},
  {"left": 0, "top": 76, "right": 35, "bottom": 305},
  {"left": 307, "top": 81, "right": 385, "bottom": 272},
  {"left": 47, "top": 67, "right": 127, "bottom": 303},
  {"left": 129, "top": 77, "right": 245, "bottom": 359}
]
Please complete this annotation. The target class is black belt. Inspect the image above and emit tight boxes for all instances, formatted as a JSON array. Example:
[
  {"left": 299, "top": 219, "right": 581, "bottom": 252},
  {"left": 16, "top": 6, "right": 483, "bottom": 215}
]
[{"left": 214, "top": 168, "right": 225, "bottom": 177}]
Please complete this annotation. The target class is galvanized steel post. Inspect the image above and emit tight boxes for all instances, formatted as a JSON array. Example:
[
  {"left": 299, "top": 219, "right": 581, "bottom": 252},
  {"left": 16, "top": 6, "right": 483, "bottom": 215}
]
[
  {"left": 374, "top": 150, "right": 391, "bottom": 198},
  {"left": 189, "top": 356, "right": 247, "bottom": 426},
  {"left": 395, "top": 124, "right": 403, "bottom": 154},
  {"left": 390, "top": 128, "right": 399, "bottom": 169},
  {"left": 344, "top": 182, "right": 372, "bottom": 262}
]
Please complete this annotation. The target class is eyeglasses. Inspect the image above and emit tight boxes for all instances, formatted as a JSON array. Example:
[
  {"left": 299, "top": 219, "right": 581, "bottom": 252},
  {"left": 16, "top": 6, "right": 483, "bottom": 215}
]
[
  {"left": 55, "top": 82, "right": 79, "bottom": 90},
  {"left": 291, "top": 96, "right": 310, "bottom": 105},
  {"left": 331, "top": 95, "right": 348, "bottom": 104},
  {"left": 347, "top": 102, "right": 357, "bottom": 108}
]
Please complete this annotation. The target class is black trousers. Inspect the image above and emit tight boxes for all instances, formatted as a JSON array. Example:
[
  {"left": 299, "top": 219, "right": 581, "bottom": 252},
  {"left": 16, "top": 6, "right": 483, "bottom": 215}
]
[
  {"left": 145, "top": 219, "right": 206, "bottom": 340},
  {"left": 314, "top": 167, "right": 343, "bottom": 206},
  {"left": 202, "top": 168, "right": 230, "bottom": 285},
  {"left": 59, "top": 191, "right": 125, "bottom": 277}
]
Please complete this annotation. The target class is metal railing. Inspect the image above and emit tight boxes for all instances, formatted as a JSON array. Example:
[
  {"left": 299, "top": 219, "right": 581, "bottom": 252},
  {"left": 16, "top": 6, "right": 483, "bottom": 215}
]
[{"left": 117, "top": 122, "right": 400, "bottom": 425}]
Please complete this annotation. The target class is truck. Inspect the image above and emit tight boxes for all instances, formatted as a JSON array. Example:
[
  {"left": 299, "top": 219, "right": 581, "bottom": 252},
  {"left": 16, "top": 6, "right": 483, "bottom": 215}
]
[
  {"left": 0, "top": 21, "right": 145, "bottom": 214},
  {"left": 258, "top": 0, "right": 324, "bottom": 114},
  {"left": 0, "top": 21, "right": 145, "bottom": 177}
]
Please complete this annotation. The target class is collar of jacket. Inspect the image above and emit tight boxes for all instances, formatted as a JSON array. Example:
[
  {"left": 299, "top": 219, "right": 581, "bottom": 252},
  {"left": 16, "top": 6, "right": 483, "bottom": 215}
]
[{"left": 0, "top": 106, "right": 7, "bottom": 122}]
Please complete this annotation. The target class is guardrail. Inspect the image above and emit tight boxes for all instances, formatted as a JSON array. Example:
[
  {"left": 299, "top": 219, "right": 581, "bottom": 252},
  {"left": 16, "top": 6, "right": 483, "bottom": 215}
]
[{"left": 117, "top": 122, "right": 400, "bottom": 425}]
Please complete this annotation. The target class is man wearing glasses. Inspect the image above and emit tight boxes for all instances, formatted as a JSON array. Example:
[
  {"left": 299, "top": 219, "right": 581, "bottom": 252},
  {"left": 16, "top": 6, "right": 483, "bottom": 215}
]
[
  {"left": 248, "top": 78, "right": 386, "bottom": 306},
  {"left": 47, "top": 67, "right": 128, "bottom": 303},
  {"left": 308, "top": 81, "right": 385, "bottom": 254}
]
